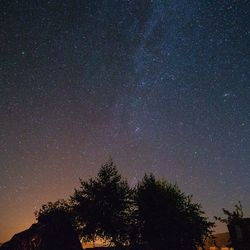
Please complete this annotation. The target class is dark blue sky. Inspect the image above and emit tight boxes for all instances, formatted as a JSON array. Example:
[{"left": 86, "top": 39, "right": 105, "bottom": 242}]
[{"left": 1, "top": 0, "right": 250, "bottom": 242}]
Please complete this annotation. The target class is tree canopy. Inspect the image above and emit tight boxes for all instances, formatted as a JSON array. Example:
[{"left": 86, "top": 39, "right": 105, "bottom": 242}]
[
  {"left": 35, "top": 199, "right": 72, "bottom": 225},
  {"left": 136, "top": 174, "right": 214, "bottom": 250},
  {"left": 36, "top": 160, "right": 214, "bottom": 249},
  {"left": 71, "top": 159, "right": 133, "bottom": 246}
]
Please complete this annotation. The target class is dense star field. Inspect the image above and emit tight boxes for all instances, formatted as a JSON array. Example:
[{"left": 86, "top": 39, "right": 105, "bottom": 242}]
[{"left": 1, "top": 0, "right": 250, "bottom": 243}]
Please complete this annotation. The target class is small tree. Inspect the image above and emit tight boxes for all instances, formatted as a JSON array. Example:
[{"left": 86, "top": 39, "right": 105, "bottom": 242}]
[
  {"left": 71, "top": 159, "right": 133, "bottom": 246},
  {"left": 35, "top": 199, "right": 73, "bottom": 225},
  {"left": 215, "top": 202, "right": 250, "bottom": 250},
  {"left": 136, "top": 174, "right": 214, "bottom": 250},
  {"left": 215, "top": 201, "right": 244, "bottom": 224}
]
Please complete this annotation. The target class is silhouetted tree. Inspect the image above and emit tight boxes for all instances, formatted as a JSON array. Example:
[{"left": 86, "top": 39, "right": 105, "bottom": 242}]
[
  {"left": 215, "top": 202, "right": 250, "bottom": 250},
  {"left": 71, "top": 159, "right": 133, "bottom": 246},
  {"left": 35, "top": 162, "right": 214, "bottom": 250},
  {"left": 215, "top": 201, "right": 244, "bottom": 224},
  {"left": 35, "top": 199, "right": 73, "bottom": 225},
  {"left": 135, "top": 174, "right": 214, "bottom": 250}
]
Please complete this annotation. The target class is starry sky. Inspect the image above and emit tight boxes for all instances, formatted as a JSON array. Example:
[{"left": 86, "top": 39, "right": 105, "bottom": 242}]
[{"left": 1, "top": 0, "right": 250, "bottom": 243}]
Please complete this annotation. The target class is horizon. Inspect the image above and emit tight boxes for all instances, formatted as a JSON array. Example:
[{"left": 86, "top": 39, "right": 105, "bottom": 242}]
[{"left": 0, "top": 165, "right": 246, "bottom": 243}]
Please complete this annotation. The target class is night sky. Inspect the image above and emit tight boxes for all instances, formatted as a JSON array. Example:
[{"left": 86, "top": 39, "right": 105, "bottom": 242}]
[{"left": 1, "top": 0, "right": 250, "bottom": 243}]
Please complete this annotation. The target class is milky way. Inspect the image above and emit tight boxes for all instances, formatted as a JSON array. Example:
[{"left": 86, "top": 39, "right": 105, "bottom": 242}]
[{"left": 1, "top": 0, "right": 250, "bottom": 242}]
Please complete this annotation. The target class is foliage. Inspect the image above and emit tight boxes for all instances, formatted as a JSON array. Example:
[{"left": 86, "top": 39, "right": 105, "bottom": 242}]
[
  {"left": 35, "top": 199, "right": 73, "bottom": 225},
  {"left": 71, "top": 159, "right": 133, "bottom": 246},
  {"left": 35, "top": 160, "right": 214, "bottom": 249},
  {"left": 215, "top": 201, "right": 244, "bottom": 224},
  {"left": 135, "top": 174, "right": 214, "bottom": 250}
]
